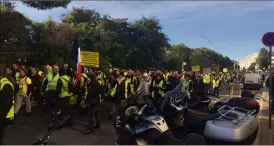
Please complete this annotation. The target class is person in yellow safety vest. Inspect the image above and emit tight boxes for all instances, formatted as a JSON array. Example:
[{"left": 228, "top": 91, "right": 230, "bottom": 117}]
[
  {"left": 114, "top": 71, "right": 130, "bottom": 123},
  {"left": 77, "top": 67, "right": 89, "bottom": 111},
  {"left": 38, "top": 70, "right": 43, "bottom": 76},
  {"left": 107, "top": 74, "right": 119, "bottom": 120},
  {"left": 212, "top": 76, "right": 221, "bottom": 98},
  {"left": 183, "top": 74, "right": 193, "bottom": 93},
  {"left": 13, "top": 63, "right": 20, "bottom": 84},
  {"left": 0, "top": 72, "right": 15, "bottom": 145},
  {"left": 14, "top": 70, "right": 32, "bottom": 115},
  {"left": 203, "top": 73, "right": 211, "bottom": 94},
  {"left": 41, "top": 65, "right": 60, "bottom": 103},
  {"left": 12, "top": 62, "right": 20, "bottom": 96},
  {"left": 55, "top": 68, "right": 73, "bottom": 126},
  {"left": 84, "top": 72, "right": 103, "bottom": 134},
  {"left": 126, "top": 70, "right": 138, "bottom": 95},
  {"left": 150, "top": 71, "right": 165, "bottom": 112},
  {"left": 97, "top": 71, "right": 104, "bottom": 86}
]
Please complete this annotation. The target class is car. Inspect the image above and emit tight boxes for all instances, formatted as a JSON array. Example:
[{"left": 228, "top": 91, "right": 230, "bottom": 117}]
[{"left": 243, "top": 72, "right": 261, "bottom": 90}]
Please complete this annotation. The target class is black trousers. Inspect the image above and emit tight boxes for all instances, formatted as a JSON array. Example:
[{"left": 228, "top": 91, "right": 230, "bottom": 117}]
[
  {"left": 213, "top": 87, "right": 219, "bottom": 98},
  {"left": 87, "top": 104, "right": 100, "bottom": 129},
  {"left": 52, "top": 97, "right": 72, "bottom": 125},
  {"left": 32, "top": 89, "right": 41, "bottom": 106}
]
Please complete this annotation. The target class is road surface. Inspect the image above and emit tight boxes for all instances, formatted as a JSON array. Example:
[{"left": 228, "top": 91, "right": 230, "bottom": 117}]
[{"left": 3, "top": 82, "right": 263, "bottom": 145}]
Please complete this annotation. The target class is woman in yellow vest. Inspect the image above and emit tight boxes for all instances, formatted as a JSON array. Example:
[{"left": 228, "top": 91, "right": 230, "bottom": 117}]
[
  {"left": 14, "top": 70, "right": 32, "bottom": 115},
  {"left": 0, "top": 74, "right": 15, "bottom": 144}
]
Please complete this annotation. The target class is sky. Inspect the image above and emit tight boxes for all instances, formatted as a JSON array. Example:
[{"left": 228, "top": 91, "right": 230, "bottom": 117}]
[{"left": 14, "top": 1, "right": 274, "bottom": 60}]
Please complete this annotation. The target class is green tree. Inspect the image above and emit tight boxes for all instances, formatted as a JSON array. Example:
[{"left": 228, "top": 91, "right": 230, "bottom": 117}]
[
  {"left": 256, "top": 48, "right": 269, "bottom": 70},
  {"left": 21, "top": 1, "right": 71, "bottom": 10},
  {"left": 248, "top": 62, "right": 256, "bottom": 71}
]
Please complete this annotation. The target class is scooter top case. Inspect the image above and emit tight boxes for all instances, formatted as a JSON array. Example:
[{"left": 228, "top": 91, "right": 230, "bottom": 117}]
[{"left": 204, "top": 105, "right": 259, "bottom": 145}]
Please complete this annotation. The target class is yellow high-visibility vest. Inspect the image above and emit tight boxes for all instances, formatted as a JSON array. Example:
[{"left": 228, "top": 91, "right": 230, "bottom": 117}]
[
  {"left": 38, "top": 71, "right": 43, "bottom": 76},
  {"left": 0, "top": 77, "right": 15, "bottom": 119},
  {"left": 15, "top": 72, "right": 20, "bottom": 84},
  {"left": 151, "top": 80, "right": 164, "bottom": 98},
  {"left": 46, "top": 72, "right": 60, "bottom": 91},
  {"left": 18, "top": 76, "right": 32, "bottom": 96},
  {"left": 213, "top": 79, "right": 220, "bottom": 88},
  {"left": 203, "top": 75, "right": 211, "bottom": 84},
  {"left": 110, "top": 84, "right": 117, "bottom": 97},
  {"left": 59, "top": 75, "right": 73, "bottom": 98},
  {"left": 127, "top": 77, "right": 137, "bottom": 94},
  {"left": 183, "top": 79, "right": 191, "bottom": 91}
]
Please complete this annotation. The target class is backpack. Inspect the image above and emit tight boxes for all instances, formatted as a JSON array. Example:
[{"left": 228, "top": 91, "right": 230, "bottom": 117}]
[{"left": 68, "top": 79, "right": 75, "bottom": 93}]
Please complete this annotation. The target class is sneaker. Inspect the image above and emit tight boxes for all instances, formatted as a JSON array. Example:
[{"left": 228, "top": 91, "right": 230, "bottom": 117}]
[{"left": 83, "top": 128, "right": 93, "bottom": 135}]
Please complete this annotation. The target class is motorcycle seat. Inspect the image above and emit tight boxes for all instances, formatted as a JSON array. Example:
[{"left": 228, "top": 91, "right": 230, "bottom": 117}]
[{"left": 185, "top": 109, "right": 220, "bottom": 125}]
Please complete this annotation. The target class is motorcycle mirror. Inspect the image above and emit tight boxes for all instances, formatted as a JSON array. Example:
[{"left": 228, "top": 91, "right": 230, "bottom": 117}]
[
  {"left": 170, "top": 98, "right": 174, "bottom": 103},
  {"left": 137, "top": 104, "right": 147, "bottom": 116}
]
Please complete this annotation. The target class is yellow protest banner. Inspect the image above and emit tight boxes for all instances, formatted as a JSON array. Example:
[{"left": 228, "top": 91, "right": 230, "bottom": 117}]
[
  {"left": 191, "top": 65, "right": 200, "bottom": 72},
  {"left": 81, "top": 51, "right": 99, "bottom": 67},
  {"left": 223, "top": 68, "right": 228, "bottom": 73}
]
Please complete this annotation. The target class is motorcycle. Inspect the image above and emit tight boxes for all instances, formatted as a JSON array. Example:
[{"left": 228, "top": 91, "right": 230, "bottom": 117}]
[
  {"left": 161, "top": 81, "right": 260, "bottom": 145},
  {"left": 113, "top": 100, "right": 206, "bottom": 145}
]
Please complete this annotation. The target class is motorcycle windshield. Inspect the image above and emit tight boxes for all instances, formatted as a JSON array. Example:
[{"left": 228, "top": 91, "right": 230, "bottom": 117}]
[{"left": 167, "top": 81, "right": 183, "bottom": 99}]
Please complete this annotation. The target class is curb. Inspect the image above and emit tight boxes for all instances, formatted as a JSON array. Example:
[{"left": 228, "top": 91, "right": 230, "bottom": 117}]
[{"left": 254, "top": 87, "right": 268, "bottom": 145}]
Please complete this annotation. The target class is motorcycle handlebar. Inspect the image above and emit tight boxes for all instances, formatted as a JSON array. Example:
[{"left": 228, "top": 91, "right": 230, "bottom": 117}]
[
  {"left": 33, "top": 115, "right": 71, "bottom": 145},
  {"left": 137, "top": 104, "right": 148, "bottom": 116},
  {"left": 170, "top": 103, "right": 184, "bottom": 111}
]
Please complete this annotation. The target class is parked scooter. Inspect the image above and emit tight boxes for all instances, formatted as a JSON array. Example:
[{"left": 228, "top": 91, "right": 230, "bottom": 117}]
[
  {"left": 161, "top": 81, "right": 260, "bottom": 145},
  {"left": 113, "top": 100, "right": 205, "bottom": 145}
]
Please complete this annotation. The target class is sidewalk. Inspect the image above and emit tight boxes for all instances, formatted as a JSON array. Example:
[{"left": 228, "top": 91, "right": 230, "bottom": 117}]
[{"left": 254, "top": 87, "right": 274, "bottom": 145}]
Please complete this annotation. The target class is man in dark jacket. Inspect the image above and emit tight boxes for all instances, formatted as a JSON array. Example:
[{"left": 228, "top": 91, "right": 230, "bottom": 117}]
[
  {"left": 193, "top": 75, "right": 205, "bottom": 100},
  {"left": 30, "top": 66, "right": 42, "bottom": 107},
  {"left": 265, "top": 73, "right": 274, "bottom": 114},
  {"left": 84, "top": 72, "right": 103, "bottom": 134},
  {"left": 0, "top": 70, "right": 14, "bottom": 144}
]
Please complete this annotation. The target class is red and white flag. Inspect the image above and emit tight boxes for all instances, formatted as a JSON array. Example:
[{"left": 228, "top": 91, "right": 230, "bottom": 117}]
[{"left": 75, "top": 47, "right": 82, "bottom": 86}]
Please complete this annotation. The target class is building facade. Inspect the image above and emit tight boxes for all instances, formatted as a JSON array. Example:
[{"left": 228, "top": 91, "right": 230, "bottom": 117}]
[{"left": 238, "top": 52, "right": 259, "bottom": 70}]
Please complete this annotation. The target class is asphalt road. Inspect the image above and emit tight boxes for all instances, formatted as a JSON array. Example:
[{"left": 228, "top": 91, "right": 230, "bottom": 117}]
[{"left": 3, "top": 82, "right": 264, "bottom": 145}]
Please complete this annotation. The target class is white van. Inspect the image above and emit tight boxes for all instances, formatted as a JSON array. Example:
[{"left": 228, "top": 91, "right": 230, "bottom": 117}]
[{"left": 243, "top": 72, "right": 261, "bottom": 90}]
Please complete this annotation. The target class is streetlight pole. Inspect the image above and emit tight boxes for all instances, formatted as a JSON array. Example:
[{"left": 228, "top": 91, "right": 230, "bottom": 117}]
[{"left": 268, "top": 46, "right": 272, "bottom": 130}]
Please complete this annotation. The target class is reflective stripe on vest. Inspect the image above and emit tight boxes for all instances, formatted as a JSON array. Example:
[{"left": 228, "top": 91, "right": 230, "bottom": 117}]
[
  {"left": 47, "top": 72, "right": 59, "bottom": 91},
  {"left": 59, "top": 75, "right": 72, "bottom": 98},
  {"left": 110, "top": 84, "right": 117, "bottom": 97},
  {"left": 118, "top": 77, "right": 128, "bottom": 99},
  {"left": 15, "top": 72, "right": 20, "bottom": 84},
  {"left": 151, "top": 80, "right": 164, "bottom": 98},
  {"left": 127, "top": 77, "right": 136, "bottom": 94},
  {"left": 0, "top": 77, "right": 15, "bottom": 119}
]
